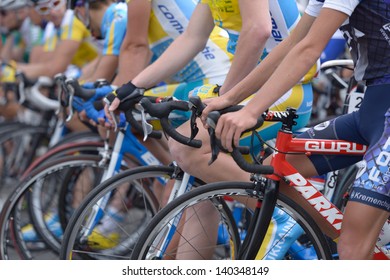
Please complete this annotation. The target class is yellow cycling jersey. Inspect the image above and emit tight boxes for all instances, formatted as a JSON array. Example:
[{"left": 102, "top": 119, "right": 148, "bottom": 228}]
[
  {"left": 42, "top": 10, "right": 99, "bottom": 68},
  {"left": 200, "top": 0, "right": 318, "bottom": 83},
  {"left": 128, "top": 0, "right": 232, "bottom": 84}
]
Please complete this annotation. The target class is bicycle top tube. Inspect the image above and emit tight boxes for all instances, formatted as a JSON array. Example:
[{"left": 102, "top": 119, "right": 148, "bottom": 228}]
[
  {"left": 265, "top": 120, "right": 388, "bottom": 259},
  {"left": 205, "top": 104, "right": 389, "bottom": 260}
]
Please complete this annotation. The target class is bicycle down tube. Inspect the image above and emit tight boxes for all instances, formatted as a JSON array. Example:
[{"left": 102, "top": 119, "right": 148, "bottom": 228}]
[{"left": 262, "top": 110, "right": 388, "bottom": 260}]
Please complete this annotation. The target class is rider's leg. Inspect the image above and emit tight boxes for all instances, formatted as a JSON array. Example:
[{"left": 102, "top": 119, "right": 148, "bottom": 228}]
[
  {"left": 169, "top": 118, "right": 249, "bottom": 183},
  {"left": 338, "top": 202, "right": 388, "bottom": 259}
]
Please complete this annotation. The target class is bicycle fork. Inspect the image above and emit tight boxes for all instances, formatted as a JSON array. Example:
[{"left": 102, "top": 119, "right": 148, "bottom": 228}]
[{"left": 239, "top": 176, "right": 279, "bottom": 260}]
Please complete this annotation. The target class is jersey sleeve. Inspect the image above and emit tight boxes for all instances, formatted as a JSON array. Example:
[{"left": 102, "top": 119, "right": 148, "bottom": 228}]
[
  {"left": 42, "top": 22, "right": 57, "bottom": 52},
  {"left": 60, "top": 15, "right": 87, "bottom": 42},
  {"left": 305, "top": 0, "right": 323, "bottom": 17},
  {"left": 306, "top": 0, "right": 361, "bottom": 17},
  {"left": 323, "top": 0, "right": 361, "bottom": 16},
  {"left": 102, "top": 16, "right": 127, "bottom": 56}
]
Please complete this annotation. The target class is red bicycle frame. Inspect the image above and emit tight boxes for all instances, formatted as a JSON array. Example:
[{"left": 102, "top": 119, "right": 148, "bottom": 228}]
[{"left": 267, "top": 128, "right": 388, "bottom": 260}]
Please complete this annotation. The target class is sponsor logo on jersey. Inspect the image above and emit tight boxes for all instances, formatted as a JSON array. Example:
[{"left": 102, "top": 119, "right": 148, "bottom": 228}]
[
  {"left": 380, "top": 23, "right": 390, "bottom": 45},
  {"left": 270, "top": 12, "right": 283, "bottom": 43},
  {"left": 313, "top": 121, "right": 330, "bottom": 131},
  {"left": 158, "top": 5, "right": 185, "bottom": 34}
]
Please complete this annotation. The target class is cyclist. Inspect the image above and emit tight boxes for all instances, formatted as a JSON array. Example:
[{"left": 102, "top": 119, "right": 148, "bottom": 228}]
[
  {"left": 14, "top": 0, "right": 99, "bottom": 79},
  {"left": 17, "top": 0, "right": 103, "bottom": 242},
  {"left": 105, "top": 0, "right": 317, "bottom": 259},
  {"left": 0, "top": 0, "right": 46, "bottom": 120},
  {"left": 203, "top": 0, "right": 390, "bottom": 260},
  {"left": 73, "top": 0, "right": 233, "bottom": 250},
  {"left": 70, "top": 0, "right": 127, "bottom": 83},
  {"left": 0, "top": 0, "right": 42, "bottom": 63}
]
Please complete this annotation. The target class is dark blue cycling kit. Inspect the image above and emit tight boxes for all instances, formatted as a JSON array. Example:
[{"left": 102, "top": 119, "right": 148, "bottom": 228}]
[{"left": 300, "top": 0, "right": 390, "bottom": 212}]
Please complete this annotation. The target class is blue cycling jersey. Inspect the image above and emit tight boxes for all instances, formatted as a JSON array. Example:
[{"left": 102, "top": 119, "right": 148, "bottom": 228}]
[
  {"left": 307, "top": 0, "right": 390, "bottom": 82},
  {"left": 100, "top": 3, "right": 127, "bottom": 56},
  {"left": 302, "top": 0, "right": 390, "bottom": 212}
]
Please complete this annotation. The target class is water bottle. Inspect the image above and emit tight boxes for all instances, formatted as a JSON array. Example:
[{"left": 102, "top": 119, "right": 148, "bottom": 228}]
[{"left": 378, "top": 219, "right": 390, "bottom": 246}]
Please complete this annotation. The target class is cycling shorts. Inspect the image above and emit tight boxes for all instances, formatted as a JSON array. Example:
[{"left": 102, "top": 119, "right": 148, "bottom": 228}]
[{"left": 298, "top": 83, "right": 390, "bottom": 212}]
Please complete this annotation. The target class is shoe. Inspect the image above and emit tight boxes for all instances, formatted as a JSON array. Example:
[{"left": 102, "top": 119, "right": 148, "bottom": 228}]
[
  {"left": 256, "top": 208, "right": 304, "bottom": 260},
  {"left": 22, "top": 213, "right": 63, "bottom": 242},
  {"left": 87, "top": 208, "right": 124, "bottom": 250},
  {"left": 287, "top": 240, "right": 318, "bottom": 260}
]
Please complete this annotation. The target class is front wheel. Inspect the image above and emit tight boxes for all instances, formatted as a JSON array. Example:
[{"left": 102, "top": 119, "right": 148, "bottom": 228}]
[
  {"left": 131, "top": 182, "right": 333, "bottom": 260},
  {"left": 60, "top": 165, "right": 205, "bottom": 260}
]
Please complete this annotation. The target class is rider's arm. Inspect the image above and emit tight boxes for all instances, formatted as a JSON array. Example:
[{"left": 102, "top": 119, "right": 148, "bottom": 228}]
[
  {"left": 82, "top": 55, "right": 118, "bottom": 83},
  {"left": 218, "top": 0, "right": 272, "bottom": 95},
  {"left": 28, "top": 45, "right": 54, "bottom": 63},
  {"left": 84, "top": 6, "right": 127, "bottom": 83},
  {"left": 111, "top": 0, "right": 152, "bottom": 85},
  {"left": 131, "top": 3, "right": 215, "bottom": 88},
  {"left": 16, "top": 38, "right": 81, "bottom": 79},
  {"left": 214, "top": 9, "right": 349, "bottom": 151},
  {"left": 241, "top": 9, "right": 346, "bottom": 115},
  {"left": 214, "top": 13, "right": 317, "bottom": 107},
  {"left": 1, "top": 33, "right": 23, "bottom": 62}
]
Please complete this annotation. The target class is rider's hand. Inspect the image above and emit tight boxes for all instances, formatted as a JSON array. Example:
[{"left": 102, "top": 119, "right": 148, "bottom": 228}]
[
  {"left": 215, "top": 108, "right": 258, "bottom": 152},
  {"left": 103, "top": 81, "right": 145, "bottom": 125},
  {"left": 201, "top": 95, "right": 235, "bottom": 127}
]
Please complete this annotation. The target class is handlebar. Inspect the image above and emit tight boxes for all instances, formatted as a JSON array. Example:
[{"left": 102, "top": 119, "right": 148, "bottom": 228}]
[
  {"left": 29, "top": 76, "right": 59, "bottom": 111},
  {"left": 65, "top": 78, "right": 96, "bottom": 100},
  {"left": 189, "top": 95, "right": 298, "bottom": 174},
  {"left": 15, "top": 72, "right": 59, "bottom": 112},
  {"left": 320, "top": 59, "right": 354, "bottom": 90},
  {"left": 139, "top": 97, "right": 202, "bottom": 148},
  {"left": 320, "top": 59, "right": 354, "bottom": 71},
  {"left": 206, "top": 110, "right": 274, "bottom": 174}
]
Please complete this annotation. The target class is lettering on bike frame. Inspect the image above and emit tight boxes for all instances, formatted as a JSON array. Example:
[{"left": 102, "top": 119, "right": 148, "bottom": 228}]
[
  {"left": 285, "top": 173, "right": 343, "bottom": 231},
  {"left": 305, "top": 140, "right": 367, "bottom": 153},
  {"left": 271, "top": 133, "right": 368, "bottom": 234}
]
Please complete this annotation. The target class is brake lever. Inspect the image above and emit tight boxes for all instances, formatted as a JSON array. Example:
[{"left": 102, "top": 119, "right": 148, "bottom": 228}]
[
  {"left": 65, "top": 84, "right": 75, "bottom": 123},
  {"left": 206, "top": 115, "right": 220, "bottom": 165},
  {"left": 207, "top": 126, "right": 220, "bottom": 165},
  {"left": 189, "top": 105, "right": 199, "bottom": 142},
  {"left": 103, "top": 97, "right": 119, "bottom": 132},
  {"left": 135, "top": 102, "right": 153, "bottom": 141},
  {"left": 16, "top": 75, "right": 26, "bottom": 104}
]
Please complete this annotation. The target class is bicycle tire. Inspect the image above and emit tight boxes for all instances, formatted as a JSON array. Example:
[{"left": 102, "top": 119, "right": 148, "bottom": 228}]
[
  {"left": 0, "top": 124, "right": 49, "bottom": 189},
  {"left": 332, "top": 165, "right": 358, "bottom": 210},
  {"left": 59, "top": 165, "right": 212, "bottom": 260},
  {"left": 130, "top": 181, "right": 333, "bottom": 260},
  {"left": 0, "top": 154, "right": 126, "bottom": 259}
]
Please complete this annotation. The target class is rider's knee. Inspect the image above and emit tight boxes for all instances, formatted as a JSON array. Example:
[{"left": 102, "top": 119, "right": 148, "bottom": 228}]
[{"left": 168, "top": 137, "right": 196, "bottom": 172}]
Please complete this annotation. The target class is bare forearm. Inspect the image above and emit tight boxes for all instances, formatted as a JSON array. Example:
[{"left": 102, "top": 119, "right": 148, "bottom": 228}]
[
  {"left": 1, "top": 37, "right": 18, "bottom": 61},
  {"left": 225, "top": 36, "right": 295, "bottom": 104},
  {"left": 132, "top": 33, "right": 206, "bottom": 88},
  {"left": 85, "top": 56, "right": 118, "bottom": 83},
  {"left": 112, "top": 44, "right": 151, "bottom": 85},
  {"left": 17, "top": 62, "right": 63, "bottom": 79},
  {"left": 219, "top": 28, "right": 268, "bottom": 95},
  {"left": 245, "top": 41, "right": 320, "bottom": 117},
  {"left": 224, "top": 14, "right": 315, "bottom": 104}
]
